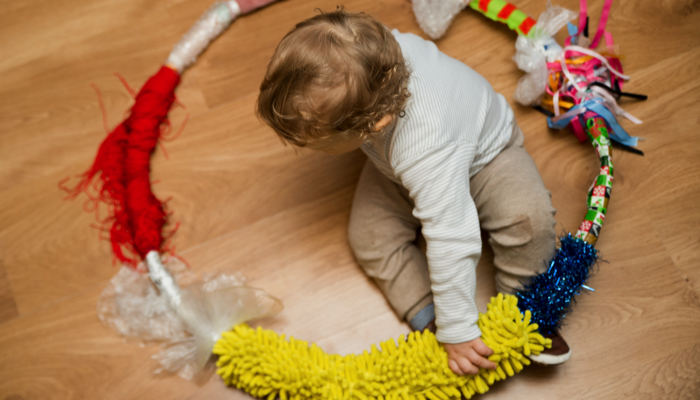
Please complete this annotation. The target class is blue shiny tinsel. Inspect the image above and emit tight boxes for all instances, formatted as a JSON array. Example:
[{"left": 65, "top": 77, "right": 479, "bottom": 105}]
[{"left": 515, "top": 234, "right": 598, "bottom": 335}]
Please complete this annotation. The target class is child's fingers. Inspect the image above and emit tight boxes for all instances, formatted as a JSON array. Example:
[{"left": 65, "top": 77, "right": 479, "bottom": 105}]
[
  {"left": 444, "top": 339, "right": 495, "bottom": 374},
  {"left": 473, "top": 338, "right": 494, "bottom": 357},
  {"left": 467, "top": 350, "right": 497, "bottom": 371},
  {"left": 448, "top": 359, "right": 465, "bottom": 376},
  {"left": 456, "top": 357, "right": 480, "bottom": 375}
]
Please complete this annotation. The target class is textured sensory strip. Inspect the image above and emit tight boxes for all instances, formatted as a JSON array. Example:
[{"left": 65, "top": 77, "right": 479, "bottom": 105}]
[{"left": 214, "top": 294, "right": 551, "bottom": 400}]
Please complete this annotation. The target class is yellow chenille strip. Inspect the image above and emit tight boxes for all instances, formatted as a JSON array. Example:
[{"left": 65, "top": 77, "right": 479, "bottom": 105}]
[{"left": 213, "top": 294, "right": 551, "bottom": 399}]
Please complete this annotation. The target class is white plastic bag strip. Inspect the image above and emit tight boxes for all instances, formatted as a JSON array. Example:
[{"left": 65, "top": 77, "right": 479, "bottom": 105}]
[
  {"left": 512, "top": 2, "right": 577, "bottom": 106},
  {"left": 412, "top": 0, "right": 467, "bottom": 40},
  {"left": 98, "top": 255, "right": 282, "bottom": 379},
  {"left": 165, "top": 1, "right": 241, "bottom": 72}
]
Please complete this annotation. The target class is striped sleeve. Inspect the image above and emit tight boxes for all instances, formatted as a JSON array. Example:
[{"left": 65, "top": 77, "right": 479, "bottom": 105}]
[{"left": 394, "top": 141, "right": 483, "bottom": 344}]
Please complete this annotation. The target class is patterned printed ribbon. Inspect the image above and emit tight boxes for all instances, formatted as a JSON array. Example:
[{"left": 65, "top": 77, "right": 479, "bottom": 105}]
[{"left": 575, "top": 115, "right": 613, "bottom": 245}]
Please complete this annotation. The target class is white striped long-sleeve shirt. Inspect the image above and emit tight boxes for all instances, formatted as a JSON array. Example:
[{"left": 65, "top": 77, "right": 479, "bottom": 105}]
[{"left": 361, "top": 30, "right": 514, "bottom": 344}]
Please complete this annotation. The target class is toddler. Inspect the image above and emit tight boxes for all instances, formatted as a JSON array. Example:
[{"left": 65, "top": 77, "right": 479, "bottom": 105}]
[{"left": 256, "top": 8, "right": 569, "bottom": 374}]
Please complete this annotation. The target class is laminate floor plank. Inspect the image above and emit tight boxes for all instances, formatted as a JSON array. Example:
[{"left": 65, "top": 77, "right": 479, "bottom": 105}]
[{"left": 0, "top": 260, "right": 19, "bottom": 324}]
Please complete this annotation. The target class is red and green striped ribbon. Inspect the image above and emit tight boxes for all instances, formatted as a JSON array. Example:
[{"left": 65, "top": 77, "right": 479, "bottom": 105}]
[{"left": 468, "top": 0, "right": 537, "bottom": 36}]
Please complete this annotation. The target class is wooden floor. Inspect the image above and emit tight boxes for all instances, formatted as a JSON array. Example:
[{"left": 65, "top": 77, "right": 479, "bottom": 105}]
[{"left": 1, "top": 0, "right": 699, "bottom": 398}]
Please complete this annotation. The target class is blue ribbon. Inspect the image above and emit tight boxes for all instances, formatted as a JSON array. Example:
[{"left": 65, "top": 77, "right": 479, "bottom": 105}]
[{"left": 547, "top": 99, "right": 639, "bottom": 147}]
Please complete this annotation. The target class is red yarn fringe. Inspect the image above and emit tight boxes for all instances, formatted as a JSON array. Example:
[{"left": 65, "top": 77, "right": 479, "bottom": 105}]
[{"left": 62, "top": 66, "right": 181, "bottom": 266}]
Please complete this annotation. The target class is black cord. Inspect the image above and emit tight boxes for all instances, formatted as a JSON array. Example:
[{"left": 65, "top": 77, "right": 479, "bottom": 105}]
[
  {"left": 532, "top": 105, "right": 555, "bottom": 118},
  {"left": 589, "top": 81, "right": 648, "bottom": 101},
  {"left": 611, "top": 140, "right": 644, "bottom": 156}
]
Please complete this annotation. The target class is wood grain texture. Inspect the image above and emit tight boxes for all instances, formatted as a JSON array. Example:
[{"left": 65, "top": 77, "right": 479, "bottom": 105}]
[
  {"left": 0, "top": 261, "right": 18, "bottom": 324},
  {"left": 1, "top": 0, "right": 699, "bottom": 399}
]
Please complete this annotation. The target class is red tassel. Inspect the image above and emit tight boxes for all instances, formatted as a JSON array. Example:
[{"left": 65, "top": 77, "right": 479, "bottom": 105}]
[{"left": 63, "top": 66, "right": 181, "bottom": 266}]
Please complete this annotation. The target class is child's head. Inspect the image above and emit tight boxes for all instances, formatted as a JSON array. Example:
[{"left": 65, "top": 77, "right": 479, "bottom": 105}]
[{"left": 257, "top": 8, "right": 410, "bottom": 153}]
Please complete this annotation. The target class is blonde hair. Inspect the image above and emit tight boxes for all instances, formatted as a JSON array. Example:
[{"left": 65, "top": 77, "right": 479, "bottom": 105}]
[{"left": 256, "top": 8, "right": 410, "bottom": 147}]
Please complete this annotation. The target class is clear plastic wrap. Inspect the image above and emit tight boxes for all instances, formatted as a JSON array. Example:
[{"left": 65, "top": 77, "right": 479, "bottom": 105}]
[
  {"left": 512, "top": 34, "right": 550, "bottom": 106},
  {"left": 512, "top": 3, "right": 578, "bottom": 106},
  {"left": 97, "top": 258, "right": 192, "bottom": 342},
  {"left": 530, "top": 2, "right": 580, "bottom": 40},
  {"left": 165, "top": 1, "right": 241, "bottom": 73},
  {"left": 412, "top": 0, "right": 467, "bottom": 40},
  {"left": 98, "top": 255, "right": 283, "bottom": 379}
]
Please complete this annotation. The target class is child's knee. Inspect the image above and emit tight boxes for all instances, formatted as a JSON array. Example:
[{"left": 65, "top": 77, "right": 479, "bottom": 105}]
[
  {"left": 506, "top": 200, "right": 556, "bottom": 249},
  {"left": 529, "top": 201, "right": 556, "bottom": 237},
  {"left": 490, "top": 206, "right": 557, "bottom": 274},
  {"left": 491, "top": 214, "right": 535, "bottom": 248},
  {"left": 530, "top": 208, "right": 557, "bottom": 264},
  {"left": 519, "top": 206, "right": 557, "bottom": 254}
]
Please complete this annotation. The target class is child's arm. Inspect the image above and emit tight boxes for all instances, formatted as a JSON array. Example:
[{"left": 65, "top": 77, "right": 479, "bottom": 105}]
[
  {"left": 444, "top": 338, "right": 497, "bottom": 375},
  {"left": 394, "top": 142, "right": 482, "bottom": 343}
]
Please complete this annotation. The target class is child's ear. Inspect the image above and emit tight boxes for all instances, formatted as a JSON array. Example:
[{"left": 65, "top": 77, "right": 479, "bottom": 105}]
[{"left": 372, "top": 114, "right": 394, "bottom": 132}]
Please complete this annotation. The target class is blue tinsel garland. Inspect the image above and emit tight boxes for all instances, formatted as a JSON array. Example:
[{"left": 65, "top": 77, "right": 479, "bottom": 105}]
[{"left": 515, "top": 234, "right": 599, "bottom": 335}]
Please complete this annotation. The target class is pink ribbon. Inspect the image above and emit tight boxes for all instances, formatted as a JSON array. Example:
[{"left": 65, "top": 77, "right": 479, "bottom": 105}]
[{"left": 590, "top": 0, "right": 614, "bottom": 49}]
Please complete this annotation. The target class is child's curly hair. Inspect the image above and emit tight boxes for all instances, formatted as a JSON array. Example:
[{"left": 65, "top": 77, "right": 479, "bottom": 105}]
[{"left": 257, "top": 7, "right": 410, "bottom": 147}]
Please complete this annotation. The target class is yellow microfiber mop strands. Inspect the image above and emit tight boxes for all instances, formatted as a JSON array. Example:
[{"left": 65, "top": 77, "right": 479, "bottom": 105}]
[{"left": 213, "top": 294, "right": 551, "bottom": 400}]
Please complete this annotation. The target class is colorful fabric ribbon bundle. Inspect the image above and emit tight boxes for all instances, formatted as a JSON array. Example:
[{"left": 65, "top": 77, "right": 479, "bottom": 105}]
[
  {"left": 541, "top": 0, "right": 646, "bottom": 153},
  {"left": 413, "top": 0, "right": 646, "bottom": 154},
  {"left": 62, "top": 1, "right": 644, "bottom": 398}
]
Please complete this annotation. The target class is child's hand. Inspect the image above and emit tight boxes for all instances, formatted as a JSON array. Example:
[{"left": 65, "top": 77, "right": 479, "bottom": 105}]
[{"left": 443, "top": 338, "right": 496, "bottom": 375}]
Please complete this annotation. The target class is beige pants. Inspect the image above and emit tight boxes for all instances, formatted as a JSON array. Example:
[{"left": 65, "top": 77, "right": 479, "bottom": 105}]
[{"left": 348, "top": 123, "right": 557, "bottom": 323}]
